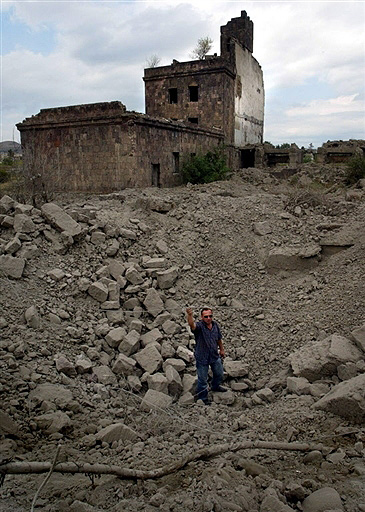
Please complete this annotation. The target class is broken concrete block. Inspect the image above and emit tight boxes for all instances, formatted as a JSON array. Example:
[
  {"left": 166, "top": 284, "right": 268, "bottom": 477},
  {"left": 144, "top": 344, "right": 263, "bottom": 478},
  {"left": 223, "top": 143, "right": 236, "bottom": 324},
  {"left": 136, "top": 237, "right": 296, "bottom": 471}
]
[
  {"left": 179, "top": 392, "right": 194, "bottom": 406},
  {"left": 5, "top": 236, "right": 21, "bottom": 255},
  {"left": 55, "top": 354, "right": 76, "bottom": 377},
  {"left": 162, "top": 319, "right": 181, "bottom": 335},
  {"left": 34, "top": 411, "right": 72, "bottom": 434},
  {"left": 156, "top": 266, "right": 179, "bottom": 289},
  {"left": 75, "top": 355, "right": 93, "bottom": 374},
  {"left": 0, "top": 194, "right": 15, "bottom": 214},
  {"left": 125, "top": 266, "right": 144, "bottom": 285},
  {"left": 314, "top": 374, "right": 365, "bottom": 422},
  {"left": 162, "top": 358, "right": 186, "bottom": 373},
  {"left": 0, "top": 411, "right": 19, "bottom": 436},
  {"left": 0, "top": 255, "right": 26, "bottom": 279},
  {"left": 140, "top": 389, "right": 173, "bottom": 412},
  {"left": 134, "top": 345, "right": 163, "bottom": 374},
  {"left": 41, "top": 203, "right": 81, "bottom": 237},
  {"left": 176, "top": 346, "right": 194, "bottom": 363},
  {"left": 143, "top": 288, "right": 164, "bottom": 317},
  {"left": 28, "top": 384, "right": 73, "bottom": 409},
  {"left": 287, "top": 376, "right": 311, "bottom": 395},
  {"left": 182, "top": 374, "right": 196, "bottom": 394},
  {"left": 160, "top": 341, "right": 175, "bottom": 359},
  {"left": 253, "top": 221, "right": 272, "bottom": 236},
  {"left": 48, "top": 268, "right": 65, "bottom": 281}
]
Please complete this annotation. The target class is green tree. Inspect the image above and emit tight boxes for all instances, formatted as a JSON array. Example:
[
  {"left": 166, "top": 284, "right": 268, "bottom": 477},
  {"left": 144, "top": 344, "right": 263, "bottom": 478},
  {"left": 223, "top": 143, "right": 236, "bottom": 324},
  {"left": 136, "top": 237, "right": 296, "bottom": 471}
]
[{"left": 190, "top": 36, "right": 213, "bottom": 60}]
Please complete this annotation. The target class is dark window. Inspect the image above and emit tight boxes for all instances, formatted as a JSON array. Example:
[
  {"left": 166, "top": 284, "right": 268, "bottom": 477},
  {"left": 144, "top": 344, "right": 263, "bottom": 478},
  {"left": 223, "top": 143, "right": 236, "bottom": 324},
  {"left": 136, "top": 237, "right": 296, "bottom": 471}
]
[
  {"left": 173, "top": 152, "right": 180, "bottom": 173},
  {"left": 240, "top": 149, "right": 255, "bottom": 168},
  {"left": 151, "top": 163, "right": 161, "bottom": 187},
  {"left": 189, "top": 86, "right": 199, "bottom": 102},
  {"left": 188, "top": 117, "right": 198, "bottom": 124},
  {"left": 168, "top": 88, "right": 178, "bottom": 104}
]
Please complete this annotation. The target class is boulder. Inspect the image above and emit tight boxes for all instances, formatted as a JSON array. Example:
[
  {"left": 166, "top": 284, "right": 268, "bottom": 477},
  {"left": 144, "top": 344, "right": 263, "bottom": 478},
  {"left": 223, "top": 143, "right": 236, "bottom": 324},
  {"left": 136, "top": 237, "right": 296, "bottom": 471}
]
[
  {"left": 314, "top": 374, "right": 365, "bottom": 422},
  {"left": 13, "top": 213, "right": 37, "bottom": 233},
  {"left": 162, "top": 319, "right": 181, "bottom": 335},
  {"left": 55, "top": 354, "right": 76, "bottom": 377},
  {"left": 0, "top": 194, "right": 15, "bottom": 213},
  {"left": 176, "top": 346, "right": 194, "bottom": 363},
  {"left": 5, "top": 236, "right": 21, "bottom": 255},
  {"left": 287, "top": 376, "right": 311, "bottom": 395},
  {"left": 163, "top": 358, "right": 186, "bottom": 373},
  {"left": 134, "top": 345, "right": 163, "bottom": 374},
  {"left": 253, "top": 221, "right": 272, "bottom": 236},
  {"left": 47, "top": 268, "right": 65, "bottom": 281},
  {"left": 265, "top": 246, "right": 320, "bottom": 272},
  {"left": 165, "top": 365, "right": 183, "bottom": 396},
  {"left": 29, "top": 384, "right": 73, "bottom": 409},
  {"left": 24, "top": 305, "right": 40, "bottom": 328},
  {"left": 41, "top": 203, "right": 81, "bottom": 237},
  {"left": 302, "top": 487, "right": 343, "bottom": 512},
  {"left": 289, "top": 334, "right": 362, "bottom": 382},
  {"left": 140, "top": 389, "right": 173, "bottom": 411},
  {"left": 75, "top": 355, "right": 93, "bottom": 374},
  {"left": 260, "top": 489, "right": 295, "bottom": 512},
  {"left": 88, "top": 281, "right": 109, "bottom": 303},
  {"left": 125, "top": 266, "right": 144, "bottom": 285},
  {"left": 0, "top": 410, "right": 19, "bottom": 436},
  {"left": 143, "top": 288, "right": 164, "bottom": 317}
]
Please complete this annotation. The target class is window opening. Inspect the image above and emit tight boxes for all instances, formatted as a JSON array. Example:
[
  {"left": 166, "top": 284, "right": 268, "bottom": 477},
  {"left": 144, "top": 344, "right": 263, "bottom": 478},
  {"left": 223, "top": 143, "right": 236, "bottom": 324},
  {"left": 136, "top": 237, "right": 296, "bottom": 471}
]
[
  {"left": 168, "top": 88, "right": 178, "bottom": 104},
  {"left": 188, "top": 117, "right": 198, "bottom": 124},
  {"left": 189, "top": 86, "right": 199, "bottom": 102}
]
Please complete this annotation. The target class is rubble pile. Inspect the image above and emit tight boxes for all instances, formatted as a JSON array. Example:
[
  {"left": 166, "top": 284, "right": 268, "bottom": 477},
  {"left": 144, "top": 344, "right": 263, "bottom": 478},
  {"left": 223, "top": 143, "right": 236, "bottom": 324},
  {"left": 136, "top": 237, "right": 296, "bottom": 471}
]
[{"left": 1, "top": 166, "right": 365, "bottom": 511}]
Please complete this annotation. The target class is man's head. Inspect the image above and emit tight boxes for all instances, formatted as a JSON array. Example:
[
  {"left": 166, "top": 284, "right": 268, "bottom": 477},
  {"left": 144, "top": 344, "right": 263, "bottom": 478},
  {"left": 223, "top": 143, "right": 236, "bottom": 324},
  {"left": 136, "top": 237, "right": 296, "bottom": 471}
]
[{"left": 201, "top": 307, "right": 213, "bottom": 326}]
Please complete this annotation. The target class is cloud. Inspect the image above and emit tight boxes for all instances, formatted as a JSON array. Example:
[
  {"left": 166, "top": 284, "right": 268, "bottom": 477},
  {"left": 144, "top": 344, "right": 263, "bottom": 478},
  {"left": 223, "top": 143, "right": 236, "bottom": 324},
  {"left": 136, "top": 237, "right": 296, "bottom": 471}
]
[{"left": 287, "top": 94, "right": 365, "bottom": 117}]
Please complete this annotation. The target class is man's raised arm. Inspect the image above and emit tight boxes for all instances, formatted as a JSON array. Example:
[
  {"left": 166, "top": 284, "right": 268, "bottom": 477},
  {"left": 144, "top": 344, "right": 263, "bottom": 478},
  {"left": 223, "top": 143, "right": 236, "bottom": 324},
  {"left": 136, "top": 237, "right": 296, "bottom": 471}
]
[{"left": 186, "top": 307, "right": 196, "bottom": 331}]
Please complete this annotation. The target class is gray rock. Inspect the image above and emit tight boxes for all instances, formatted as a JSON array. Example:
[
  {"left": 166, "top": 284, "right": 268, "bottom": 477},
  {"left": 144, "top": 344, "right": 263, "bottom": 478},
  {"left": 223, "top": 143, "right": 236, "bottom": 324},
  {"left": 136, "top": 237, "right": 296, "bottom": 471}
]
[
  {"left": 13, "top": 213, "right": 37, "bottom": 233},
  {"left": 95, "top": 422, "right": 139, "bottom": 444},
  {"left": 92, "top": 365, "right": 117, "bottom": 385},
  {"left": 5, "top": 236, "right": 21, "bottom": 255},
  {"left": 125, "top": 266, "right": 144, "bottom": 285},
  {"left": 213, "top": 389, "right": 235, "bottom": 405},
  {"left": 162, "top": 319, "right": 181, "bottom": 335},
  {"left": 140, "top": 328, "right": 163, "bottom": 347},
  {"left": 25, "top": 305, "right": 40, "bottom": 328},
  {"left": 160, "top": 341, "right": 175, "bottom": 359},
  {"left": 29, "top": 384, "right": 73, "bottom": 409},
  {"left": 0, "top": 194, "right": 15, "bottom": 213},
  {"left": 41, "top": 203, "right": 81, "bottom": 237},
  {"left": 55, "top": 354, "right": 76, "bottom": 377},
  {"left": 302, "top": 487, "right": 343, "bottom": 512},
  {"left": 183, "top": 374, "right": 196, "bottom": 394},
  {"left": 134, "top": 345, "right": 163, "bottom": 374},
  {"left": 0, "top": 255, "right": 25, "bottom": 279},
  {"left": 163, "top": 358, "right": 186, "bottom": 373},
  {"left": 0, "top": 410, "right": 19, "bottom": 436},
  {"left": 314, "top": 374, "right": 365, "bottom": 422},
  {"left": 165, "top": 365, "right": 183, "bottom": 396},
  {"left": 337, "top": 362, "right": 358, "bottom": 381},
  {"left": 75, "top": 355, "right": 93, "bottom": 374},
  {"left": 105, "top": 327, "right": 127, "bottom": 348},
  {"left": 127, "top": 375, "right": 142, "bottom": 391},
  {"left": 351, "top": 324, "right": 365, "bottom": 352},
  {"left": 112, "top": 353, "right": 137, "bottom": 376},
  {"left": 140, "top": 389, "right": 173, "bottom": 411},
  {"left": 156, "top": 266, "right": 179, "bottom": 289},
  {"left": 119, "top": 329, "right": 140, "bottom": 356},
  {"left": 224, "top": 360, "right": 249, "bottom": 378},
  {"left": 289, "top": 334, "right": 362, "bottom": 382},
  {"left": 90, "top": 231, "right": 106, "bottom": 245},
  {"left": 179, "top": 392, "right": 195, "bottom": 405},
  {"left": 143, "top": 257, "right": 166, "bottom": 269},
  {"left": 119, "top": 227, "right": 137, "bottom": 240},
  {"left": 254, "top": 387, "right": 275, "bottom": 402},
  {"left": 147, "top": 373, "right": 169, "bottom": 394},
  {"left": 287, "top": 376, "right": 311, "bottom": 395},
  {"left": 108, "top": 260, "right": 125, "bottom": 280},
  {"left": 34, "top": 411, "right": 72, "bottom": 434},
  {"left": 260, "top": 489, "right": 295, "bottom": 512},
  {"left": 47, "top": 268, "right": 65, "bottom": 281},
  {"left": 176, "top": 346, "right": 194, "bottom": 363},
  {"left": 144, "top": 288, "right": 164, "bottom": 317},
  {"left": 253, "top": 221, "right": 272, "bottom": 236},
  {"left": 88, "top": 281, "right": 109, "bottom": 302},
  {"left": 265, "top": 246, "right": 320, "bottom": 272}
]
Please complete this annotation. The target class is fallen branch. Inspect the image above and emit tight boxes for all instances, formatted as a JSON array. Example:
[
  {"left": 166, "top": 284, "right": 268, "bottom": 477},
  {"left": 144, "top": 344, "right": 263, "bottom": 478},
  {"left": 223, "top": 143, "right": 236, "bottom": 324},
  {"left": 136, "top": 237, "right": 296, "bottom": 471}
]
[
  {"left": 0, "top": 440, "right": 328, "bottom": 482},
  {"left": 30, "top": 444, "right": 61, "bottom": 512}
]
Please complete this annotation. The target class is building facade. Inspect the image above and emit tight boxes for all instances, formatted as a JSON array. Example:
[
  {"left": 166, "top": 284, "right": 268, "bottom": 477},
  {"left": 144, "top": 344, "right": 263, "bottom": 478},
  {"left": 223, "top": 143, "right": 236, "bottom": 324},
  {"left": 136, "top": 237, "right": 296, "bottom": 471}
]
[{"left": 17, "top": 11, "right": 264, "bottom": 193}]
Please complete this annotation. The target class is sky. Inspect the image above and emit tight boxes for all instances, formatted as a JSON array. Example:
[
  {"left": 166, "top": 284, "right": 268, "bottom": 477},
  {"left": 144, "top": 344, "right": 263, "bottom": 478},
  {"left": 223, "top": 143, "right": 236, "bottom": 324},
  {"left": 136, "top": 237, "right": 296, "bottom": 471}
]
[{"left": 1, "top": 0, "right": 365, "bottom": 148}]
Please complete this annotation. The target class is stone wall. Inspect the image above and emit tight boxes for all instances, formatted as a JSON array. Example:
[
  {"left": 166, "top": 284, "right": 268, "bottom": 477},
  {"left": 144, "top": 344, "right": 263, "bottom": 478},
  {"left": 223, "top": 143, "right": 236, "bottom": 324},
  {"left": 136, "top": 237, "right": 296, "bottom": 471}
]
[{"left": 17, "top": 102, "right": 224, "bottom": 193}]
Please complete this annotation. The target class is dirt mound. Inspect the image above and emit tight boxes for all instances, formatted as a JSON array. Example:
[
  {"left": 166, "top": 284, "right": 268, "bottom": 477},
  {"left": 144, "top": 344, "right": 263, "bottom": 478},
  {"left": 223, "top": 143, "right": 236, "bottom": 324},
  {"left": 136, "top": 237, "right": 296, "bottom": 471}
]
[{"left": 1, "top": 166, "right": 364, "bottom": 511}]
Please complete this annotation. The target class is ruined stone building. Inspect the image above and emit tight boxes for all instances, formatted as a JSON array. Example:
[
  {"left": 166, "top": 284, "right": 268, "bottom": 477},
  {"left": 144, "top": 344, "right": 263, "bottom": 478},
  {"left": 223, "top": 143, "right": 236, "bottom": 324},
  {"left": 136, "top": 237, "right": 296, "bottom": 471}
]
[{"left": 17, "top": 11, "right": 264, "bottom": 192}]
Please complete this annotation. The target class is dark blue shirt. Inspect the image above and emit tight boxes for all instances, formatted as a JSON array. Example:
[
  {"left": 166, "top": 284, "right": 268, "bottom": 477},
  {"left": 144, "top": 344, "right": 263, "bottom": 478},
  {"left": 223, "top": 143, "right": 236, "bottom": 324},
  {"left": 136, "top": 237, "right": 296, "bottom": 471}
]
[{"left": 193, "top": 320, "right": 222, "bottom": 365}]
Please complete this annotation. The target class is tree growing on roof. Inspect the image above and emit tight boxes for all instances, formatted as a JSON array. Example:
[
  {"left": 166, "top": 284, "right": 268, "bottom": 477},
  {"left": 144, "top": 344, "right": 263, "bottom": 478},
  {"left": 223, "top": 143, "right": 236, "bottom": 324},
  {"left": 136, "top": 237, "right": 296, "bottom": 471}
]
[{"left": 190, "top": 36, "right": 213, "bottom": 60}]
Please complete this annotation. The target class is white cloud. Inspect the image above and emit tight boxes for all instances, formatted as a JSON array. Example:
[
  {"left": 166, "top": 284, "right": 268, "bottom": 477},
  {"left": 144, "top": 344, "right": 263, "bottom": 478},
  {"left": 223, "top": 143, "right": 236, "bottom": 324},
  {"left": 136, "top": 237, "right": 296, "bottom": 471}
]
[{"left": 287, "top": 94, "right": 365, "bottom": 117}]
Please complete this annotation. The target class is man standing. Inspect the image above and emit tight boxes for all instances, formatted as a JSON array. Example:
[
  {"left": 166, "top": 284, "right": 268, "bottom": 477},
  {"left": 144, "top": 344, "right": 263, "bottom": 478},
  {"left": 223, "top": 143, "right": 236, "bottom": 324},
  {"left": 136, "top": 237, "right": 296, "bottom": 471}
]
[{"left": 186, "top": 307, "right": 226, "bottom": 404}]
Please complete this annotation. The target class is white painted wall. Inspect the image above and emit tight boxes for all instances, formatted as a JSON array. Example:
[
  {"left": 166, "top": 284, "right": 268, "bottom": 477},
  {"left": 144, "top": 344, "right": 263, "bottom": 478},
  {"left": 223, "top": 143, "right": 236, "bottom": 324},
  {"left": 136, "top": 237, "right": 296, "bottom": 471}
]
[{"left": 234, "top": 43, "right": 264, "bottom": 146}]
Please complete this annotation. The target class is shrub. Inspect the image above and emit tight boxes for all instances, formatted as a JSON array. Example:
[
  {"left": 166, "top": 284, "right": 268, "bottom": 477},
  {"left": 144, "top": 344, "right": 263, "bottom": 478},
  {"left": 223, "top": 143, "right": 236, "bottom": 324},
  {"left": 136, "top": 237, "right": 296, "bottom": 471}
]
[
  {"left": 0, "top": 168, "right": 10, "bottom": 183},
  {"left": 345, "top": 155, "right": 365, "bottom": 185},
  {"left": 182, "top": 145, "right": 229, "bottom": 184}
]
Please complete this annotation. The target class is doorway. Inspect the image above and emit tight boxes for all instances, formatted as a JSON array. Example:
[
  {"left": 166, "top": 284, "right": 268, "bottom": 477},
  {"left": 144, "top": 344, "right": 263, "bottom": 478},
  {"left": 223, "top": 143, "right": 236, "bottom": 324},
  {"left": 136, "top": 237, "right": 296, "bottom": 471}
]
[{"left": 152, "top": 163, "right": 161, "bottom": 187}]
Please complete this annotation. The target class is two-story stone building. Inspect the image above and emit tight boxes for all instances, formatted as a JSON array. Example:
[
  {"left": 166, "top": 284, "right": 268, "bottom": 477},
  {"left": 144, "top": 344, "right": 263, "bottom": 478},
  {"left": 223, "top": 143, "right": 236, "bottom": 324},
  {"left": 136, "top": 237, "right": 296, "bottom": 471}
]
[{"left": 17, "top": 11, "right": 264, "bottom": 193}]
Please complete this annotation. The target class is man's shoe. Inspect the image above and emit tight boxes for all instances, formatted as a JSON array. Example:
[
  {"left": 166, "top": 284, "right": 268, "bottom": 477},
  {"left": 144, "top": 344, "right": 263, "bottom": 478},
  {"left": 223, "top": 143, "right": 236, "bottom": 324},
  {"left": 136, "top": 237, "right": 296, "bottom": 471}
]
[
  {"left": 211, "top": 386, "right": 228, "bottom": 393},
  {"left": 202, "top": 399, "right": 211, "bottom": 406}
]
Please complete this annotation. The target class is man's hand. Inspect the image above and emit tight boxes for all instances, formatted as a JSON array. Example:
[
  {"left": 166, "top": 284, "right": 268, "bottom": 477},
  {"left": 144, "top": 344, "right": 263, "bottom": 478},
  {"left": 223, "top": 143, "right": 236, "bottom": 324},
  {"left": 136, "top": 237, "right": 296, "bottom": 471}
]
[
  {"left": 219, "top": 348, "right": 225, "bottom": 359},
  {"left": 186, "top": 307, "right": 193, "bottom": 316},
  {"left": 186, "top": 307, "right": 196, "bottom": 330}
]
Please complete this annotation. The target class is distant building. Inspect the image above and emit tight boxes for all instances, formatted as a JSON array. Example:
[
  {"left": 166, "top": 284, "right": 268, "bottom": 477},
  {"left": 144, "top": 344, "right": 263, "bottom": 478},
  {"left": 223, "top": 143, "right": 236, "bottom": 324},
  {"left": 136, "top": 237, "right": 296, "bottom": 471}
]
[{"left": 17, "top": 11, "right": 264, "bottom": 193}]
